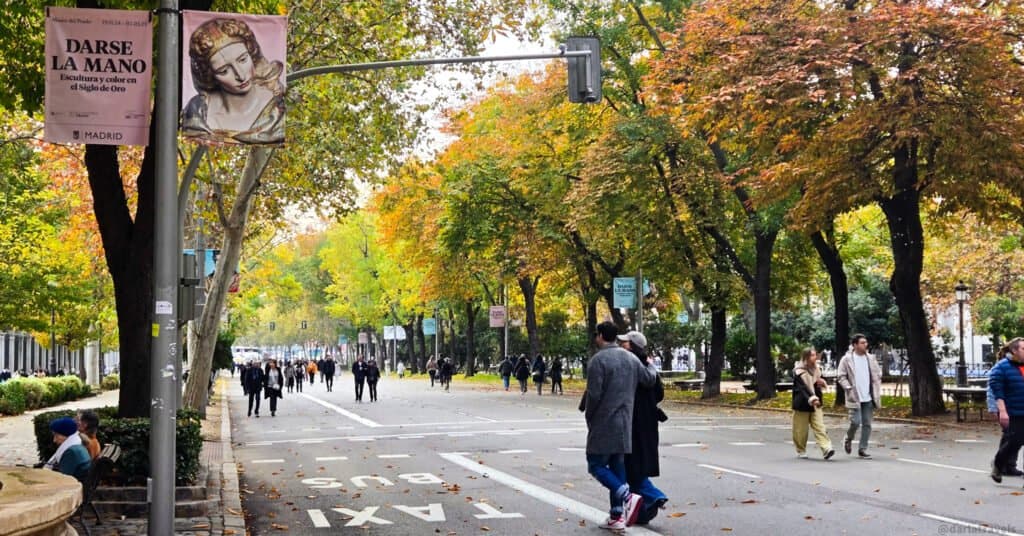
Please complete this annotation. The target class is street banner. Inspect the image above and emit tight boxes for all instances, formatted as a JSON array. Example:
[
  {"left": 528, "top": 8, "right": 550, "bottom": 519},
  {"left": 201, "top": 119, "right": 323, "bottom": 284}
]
[
  {"left": 44, "top": 7, "right": 153, "bottom": 146},
  {"left": 383, "top": 325, "right": 407, "bottom": 341},
  {"left": 613, "top": 278, "right": 636, "bottom": 309},
  {"left": 489, "top": 306, "right": 506, "bottom": 328},
  {"left": 181, "top": 11, "right": 287, "bottom": 146},
  {"left": 423, "top": 318, "right": 436, "bottom": 336},
  {"left": 357, "top": 332, "right": 369, "bottom": 345}
]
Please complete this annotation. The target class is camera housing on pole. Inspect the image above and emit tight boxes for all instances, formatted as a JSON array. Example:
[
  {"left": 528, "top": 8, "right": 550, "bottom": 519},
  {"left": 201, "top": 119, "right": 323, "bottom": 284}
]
[{"left": 566, "top": 36, "right": 601, "bottom": 104}]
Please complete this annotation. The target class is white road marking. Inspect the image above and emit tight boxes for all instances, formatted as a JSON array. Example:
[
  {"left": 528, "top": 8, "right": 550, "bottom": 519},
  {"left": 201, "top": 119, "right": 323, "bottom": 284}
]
[
  {"left": 558, "top": 447, "right": 585, "bottom": 452},
  {"left": 897, "top": 458, "right": 987, "bottom": 474},
  {"left": 474, "top": 416, "right": 498, "bottom": 422},
  {"left": 496, "top": 431, "right": 523, "bottom": 436},
  {"left": 379, "top": 454, "right": 410, "bottom": 459},
  {"left": 729, "top": 442, "right": 765, "bottom": 446},
  {"left": 698, "top": 464, "right": 761, "bottom": 479},
  {"left": 298, "top": 439, "right": 324, "bottom": 444},
  {"left": 671, "top": 443, "right": 703, "bottom": 448},
  {"left": 299, "top": 393, "right": 381, "bottom": 428},
  {"left": 242, "top": 426, "right": 587, "bottom": 446},
  {"left": 307, "top": 509, "right": 330, "bottom": 528},
  {"left": 954, "top": 439, "right": 986, "bottom": 443},
  {"left": 350, "top": 437, "right": 376, "bottom": 442},
  {"left": 498, "top": 449, "right": 532, "bottom": 454},
  {"left": 251, "top": 459, "right": 284, "bottom": 464},
  {"left": 265, "top": 430, "right": 287, "bottom": 434},
  {"left": 920, "top": 513, "right": 1024, "bottom": 536},
  {"left": 684, "top": 426, "right": 713, "bottom": 431},
  {"left": 398, "top": 435, "right": 425, "bottom": 439},
  {"left": 901, "top": 440, "right": 932, "bottom": 444},
  {"left": 447, "top": 432, "right": 475, "bottom": 437},
  {"left": 302, "top": 427, "right": 322, "bottom": 431},
  {"left": 336, "top": 426, "right": 354, "bottom": 430},
  {"left": 374, "top": 418, "right": 580, "bottom": 428},
  {"left": 246, "top": 442, "right": 272, "bottom": 446},
  {"left": 439, "top": 453, "right": 661, "bottom": 535},
  {"left": 315, "top": 456, "right": 348, "bottom": 462}
]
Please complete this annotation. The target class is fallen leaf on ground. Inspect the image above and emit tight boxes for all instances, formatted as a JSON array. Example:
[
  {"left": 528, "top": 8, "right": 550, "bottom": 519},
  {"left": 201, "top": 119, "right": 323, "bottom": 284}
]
[
  {"left": 741, "top": 499, "right": 757, "bottom": 504},
  {"left": 670, "top": 512, "right": 686, "bottom": 518},
  {"left": 271, "top": 522, "right": 288, "bottom": 530}
]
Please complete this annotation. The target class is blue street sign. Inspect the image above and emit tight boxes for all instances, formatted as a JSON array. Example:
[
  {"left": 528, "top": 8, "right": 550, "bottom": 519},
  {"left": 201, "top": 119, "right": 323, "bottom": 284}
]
[{"left": 423, "top": 317, "right": 437, "bottom": 336}]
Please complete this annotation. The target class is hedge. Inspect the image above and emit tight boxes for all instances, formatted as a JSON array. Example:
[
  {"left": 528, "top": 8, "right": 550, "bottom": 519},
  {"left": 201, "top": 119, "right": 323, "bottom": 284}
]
[
  {"left": 100, "top": 373, "right": 120, "bottom": 390},
  {"left": 0, "top": 376, "right": 92, "bottom": 415},
  {"left": 33, "top": 406, "right": 203, "bottom": 485}
]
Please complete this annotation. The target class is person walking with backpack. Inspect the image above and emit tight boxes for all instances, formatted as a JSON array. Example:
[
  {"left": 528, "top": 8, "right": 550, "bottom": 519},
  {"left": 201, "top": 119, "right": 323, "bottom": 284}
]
[
  {"left": 498, "top": 355, "right": 514, "bottom": 391},
  {"left": 294, "top": 360, "right": 304, "bottom": 392},
  {"left": 792, "top": 348, "right": 835, "bottom": 461},
  {"left": 532, "top": 354, "right": 547, "bottom": 396},
  {"left": 439, "top": 357, "right": 454, "bottom": 392},
  {"left": 513, "top": 355, "right": 531, "bottom": 395}
]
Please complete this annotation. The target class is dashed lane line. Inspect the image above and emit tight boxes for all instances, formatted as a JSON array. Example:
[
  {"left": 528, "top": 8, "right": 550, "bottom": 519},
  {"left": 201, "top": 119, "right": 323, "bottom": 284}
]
[
  {"left": 671, "top": 443, "right": 703, "bottom": 448},
  {"left": 729, "top": 442, "right": 765, "bottom": 446},
  {"left": 315, "top": 456, "right": 348, "bottom": 462},
  {"left": 698, "top": 464, "right": 761, "bottom": 479},
  {"left": 378, "top": 454, "right": 411, "bottom": 459},
  {"left": 498, "top": 449, "right": 532, "bottom": 454},
  {"left": 299, "top": 393, "right": 381, "bottom": 428},
  {"left": 897, "top": 458, "right": 987, "bottom": 474},
  {"left": 439, "top": 452, "right": 661, "bottom": 535},
  {"left": 251, "top": 459, "right": 284, "bottom": 464}
]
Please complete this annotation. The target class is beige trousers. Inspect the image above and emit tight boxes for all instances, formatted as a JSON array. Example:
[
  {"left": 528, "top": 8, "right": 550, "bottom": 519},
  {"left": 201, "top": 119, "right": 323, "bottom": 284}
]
[{"left": 792, "top": 408, "right": 833, "bottom": 456}]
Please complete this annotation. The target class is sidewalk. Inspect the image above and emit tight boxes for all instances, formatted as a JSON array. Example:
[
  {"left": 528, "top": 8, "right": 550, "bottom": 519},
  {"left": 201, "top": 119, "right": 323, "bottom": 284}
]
[{"left": 0, "top": 381, "right": 244, "bottom": 535}]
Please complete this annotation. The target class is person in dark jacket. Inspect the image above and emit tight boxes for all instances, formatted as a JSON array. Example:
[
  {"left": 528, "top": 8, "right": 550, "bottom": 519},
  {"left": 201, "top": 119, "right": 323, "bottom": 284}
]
[
  {"left": 988, "top": 344, "right": 1022, "bottom": 476},
  {"left": 498, "top": 356, "right": 514, "bottom": 391},
  {"left": 352, "top": 356, "right": 368, "bottom": 402},
  {"left": 294, "top": 360, "right": 304, "bottom": 392},
  {"left": 618, "top": 331, "right": 669, "bottom": 524},
  {"left": 366, "top": 359, "right": 381, "bottom": 402},
  {"left": 550, "top": 357, "right": 563, "bottom": 395},
  {"left": 990, "top": 337, "right": 1024, "bottom": 483},
  {"left": 323, "top": 357, "right": 337, "bottom": 392},
  {"left": 242, "top": 361, "right": 265, "bottom": 417},
  {"left": 532, "top": 355, "right": 547, "bottom": 396},
  {"left": 513, "top": 355, "right": 531, "bottom": 395},
  {"left": 791, "top": 348, "right": 835, "bottom": 460},
  {"left": 263, "top": 359, "right": 284, "bottom": 417},
  {"left": 439, "top": 357, "right": 454, "bottom": 391}
]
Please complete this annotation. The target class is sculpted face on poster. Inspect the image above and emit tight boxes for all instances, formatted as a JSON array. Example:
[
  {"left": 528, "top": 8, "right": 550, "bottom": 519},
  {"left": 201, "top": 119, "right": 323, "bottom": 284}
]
[
  {"left": 44, "top": 7, "right": 153, "bottom": 146},
  {"left": 181, "top": 11, "right": 287, "bottom": 146}
]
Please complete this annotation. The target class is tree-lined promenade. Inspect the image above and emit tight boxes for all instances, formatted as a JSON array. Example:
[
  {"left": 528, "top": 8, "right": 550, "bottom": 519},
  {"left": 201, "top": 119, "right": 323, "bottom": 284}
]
[{"left": 2, "top": 0, "right": 1024, "bottom": 420}]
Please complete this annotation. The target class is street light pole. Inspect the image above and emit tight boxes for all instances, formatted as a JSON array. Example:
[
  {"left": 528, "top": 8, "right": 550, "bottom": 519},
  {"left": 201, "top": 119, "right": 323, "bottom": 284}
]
[
  {"left": 955, "top": 280, "right": 969, "bottom": 387},
  {"left": 49, "top": 309, "right": 56, "bottom": 376}
]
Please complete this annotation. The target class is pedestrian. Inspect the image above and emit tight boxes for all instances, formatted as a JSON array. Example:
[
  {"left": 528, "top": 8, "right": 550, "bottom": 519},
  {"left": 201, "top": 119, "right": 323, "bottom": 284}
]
[
  {"left": 550, "top": 357, "right": 564, "bottom": 395},
  {"left": 427, "top": 356, "right": 438, "bottom": 387},
  {"left": 792, "top": 348, "right": 835, "bottom": 461},
  {"left": 242, "top": 360, "right": 265, "bottom": 418},
  {"left": 618, "top": 330, "right": 669, "bottom": 525},
  {"left": 836, "top": 334, "right": 882, "bottom": 458},
  {"left": 440, "top": 357, "right": 454, "bottom": 392},
  {"left": 513, "top": 355, "right": 531, "bottom": 395},
  {"left": 263, "top": 359, "right": 284, "bottom": 417},
  {"left": 44, "top": 417, "right": 91, "bottom": 481},
  {"left": 532, "top": 354, "right": 547, "bottom": 396},
  {"left": 75, "top": 409, "right": 101, "bottom": 461},
  {"left": 366, "top": 359, "right": 381, "bottom": 402},
  {"left": 294, "top": 360, "right": 305, "bottom": 393},
  {"left": 284, "top": 362, "right": 295, "bottom": 393},
  {"left": 498, "top": 355, "right": 513, "bottom": 391},
  {"left": 989, "top": 337, "right": 1024, "bottom": 484},
  {"left": 582, "top": 321, "right": 659, "bottom": 529},
  {"left": 306, "top": 359, "right": 318, "bottom": 385},
  {"left": 318, "top": 357, "right": 326, "bottom": 383},
  {"left": 352, "top": 356, "right": 368, "bottom": 402},
  {"left": 323, "top": 357, "right": 336, "bottom": 392},
  {"left": 397, "top": 361, "right": 406, "bottom": 379},
  {"left": 988, "top": 342, "right": 1023, "bottom": 477}
]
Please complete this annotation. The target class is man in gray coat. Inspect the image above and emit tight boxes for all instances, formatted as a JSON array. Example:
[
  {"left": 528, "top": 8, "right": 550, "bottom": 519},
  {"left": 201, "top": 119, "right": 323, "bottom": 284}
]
[{"left": 584, "top": 321, "right": 659, "bottom": 530}]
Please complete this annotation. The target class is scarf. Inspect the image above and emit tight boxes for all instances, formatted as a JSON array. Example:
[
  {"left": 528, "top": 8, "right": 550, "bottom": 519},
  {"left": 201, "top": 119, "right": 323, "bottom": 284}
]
[{"left": 45, "top": 432, "right": 83, "bottom": 470}]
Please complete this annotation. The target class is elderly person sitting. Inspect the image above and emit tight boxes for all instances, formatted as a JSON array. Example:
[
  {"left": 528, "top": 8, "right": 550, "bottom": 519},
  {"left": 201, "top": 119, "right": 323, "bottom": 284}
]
[{"left": 45, "top": 416, "right": 91, "bottom": 480}]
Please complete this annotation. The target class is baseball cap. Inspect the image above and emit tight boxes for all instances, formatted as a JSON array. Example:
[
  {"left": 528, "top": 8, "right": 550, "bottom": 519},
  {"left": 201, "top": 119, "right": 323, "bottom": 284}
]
[{"left": 617, "top": 331, "right": 647, "bottom": 350}]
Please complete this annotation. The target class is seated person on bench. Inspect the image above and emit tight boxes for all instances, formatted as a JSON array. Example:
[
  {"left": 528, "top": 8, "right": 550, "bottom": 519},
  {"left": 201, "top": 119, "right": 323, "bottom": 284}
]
[{"left": 42, "top": 416, "right": 92, "bottom": 481}]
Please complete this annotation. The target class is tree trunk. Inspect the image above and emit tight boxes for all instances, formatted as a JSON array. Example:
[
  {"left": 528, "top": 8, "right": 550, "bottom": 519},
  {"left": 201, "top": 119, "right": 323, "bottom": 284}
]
[
  {"left": 879, "top": 186, "right": 946, "bottom": 416},
  {"left": 519, "top": 276, "right": 541, "bottom": 360},
  {"left": 702, "top": 306, "right": 727, "bottom": 399},
  {"left": 600, "top": 286, "right": 628, "bottom": 330},
  {"left": 184, "top": 148, "right": 271, "bottom": 413},
  {"left": 754, "top": 230, "right": 778, "bottom": 400},
  {"left": 809, "top": 227, "right": 850, "bottom": 362},
  {"left": 464, "top": 300, "right": 477, "bottom": 376},
  {"left": 85, "top": 144, "right": 154, "bottom": 418},
  {"left": 416, "top": 313, "right": 426, "bottom": 373},
  {"left": 447, "top": 308, "right": 456, "bottom": 360}
]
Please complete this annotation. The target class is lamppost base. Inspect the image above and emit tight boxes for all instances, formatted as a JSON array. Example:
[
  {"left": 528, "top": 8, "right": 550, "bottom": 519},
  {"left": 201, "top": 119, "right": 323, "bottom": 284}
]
[{"left": 956, "top": 364, "right": 968, "bottom": 387}]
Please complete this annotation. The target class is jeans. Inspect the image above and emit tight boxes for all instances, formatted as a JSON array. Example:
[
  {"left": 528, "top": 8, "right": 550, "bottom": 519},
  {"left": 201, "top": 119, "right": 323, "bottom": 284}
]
[
  {"left": 847, "top": 401, "right": 874, "bottom": 451},
  {"left": 586, "top": 453, "right": 629, "bottom": 516},
  {"left": 628, "top": 477, "right": 667, "bottom": 524},
  {"left": 502, "top": 375, "right": 510, "bottom": 390}
]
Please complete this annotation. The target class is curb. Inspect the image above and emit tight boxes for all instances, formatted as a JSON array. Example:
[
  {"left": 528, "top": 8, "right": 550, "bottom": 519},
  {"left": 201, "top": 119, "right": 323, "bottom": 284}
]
[{"left": 219, "top": 384, "right": 246, "bottom": 535}]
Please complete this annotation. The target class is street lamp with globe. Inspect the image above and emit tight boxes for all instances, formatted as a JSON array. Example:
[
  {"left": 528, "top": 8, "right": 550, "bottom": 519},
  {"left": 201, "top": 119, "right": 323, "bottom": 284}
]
[{"left": 955, "top": 280, "right": 969, "bottom": 387}]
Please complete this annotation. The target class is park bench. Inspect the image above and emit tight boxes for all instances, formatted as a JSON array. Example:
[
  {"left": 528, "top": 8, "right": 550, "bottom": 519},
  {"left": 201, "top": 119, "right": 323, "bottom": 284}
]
[
  {"left": 74, "top": 442, "right": 122, "bottom": 536},
  {"left": 743, "top": 381, "right": 794, "bottom": 392},
  {"left": 942, "top": 386, "right": 988, "bottom": 423},
  {"left": 672, "top": 379, "right": 704, "bottom": 391}
]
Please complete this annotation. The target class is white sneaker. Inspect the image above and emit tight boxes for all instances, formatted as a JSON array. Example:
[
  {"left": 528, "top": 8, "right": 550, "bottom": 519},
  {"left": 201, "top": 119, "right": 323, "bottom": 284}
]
[
  {"left": 797, "top": 452, "right": 808, "bottom": 459},
  {"left": 600, "top": 516, "right": 626, "bottom": 531},
  {"left": 623, "top": 493, "right": 644, "bottom": 526}
]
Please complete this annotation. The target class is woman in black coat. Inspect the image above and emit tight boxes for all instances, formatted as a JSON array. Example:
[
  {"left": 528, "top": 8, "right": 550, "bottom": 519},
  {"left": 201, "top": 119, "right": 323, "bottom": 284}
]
[
  {"left": 263, "top": 359, "right": 284, "bottom": 417},
  {"left": 513, "top": 356, "right": 531, "bottom": 395},
  {"left": 618, "top": 331, "right": 668, "bottom": 525},
  {"left": 531, "top": 355, "right": 547, "bottom": 396}
]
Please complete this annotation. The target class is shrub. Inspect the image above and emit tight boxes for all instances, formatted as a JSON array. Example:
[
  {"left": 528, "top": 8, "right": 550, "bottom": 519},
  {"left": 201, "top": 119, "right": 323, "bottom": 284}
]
[
  {"left": 34, "top": 407, "right": 203, "bottom": 485},
  {"left": 100, "top": 373, "right": 120, "bottom": 390},
  {"left": 0, "top": 381, "right": 27, "bottom": 415}
]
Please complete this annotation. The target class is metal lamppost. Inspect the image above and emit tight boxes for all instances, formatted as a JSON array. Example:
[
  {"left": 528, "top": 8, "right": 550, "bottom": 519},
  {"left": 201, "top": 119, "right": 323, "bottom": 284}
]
[
  {"left": 49, "top": 309, "right": 57, "bottom": 376},
  {"left": 955, "top": 280, "right": 969, "bottom": 387}
]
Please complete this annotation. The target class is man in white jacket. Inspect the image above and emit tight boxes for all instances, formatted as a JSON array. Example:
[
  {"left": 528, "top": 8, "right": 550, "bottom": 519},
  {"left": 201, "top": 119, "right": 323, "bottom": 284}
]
[{"left": 837, "top": 334, "right": 883, "bottom": 459}]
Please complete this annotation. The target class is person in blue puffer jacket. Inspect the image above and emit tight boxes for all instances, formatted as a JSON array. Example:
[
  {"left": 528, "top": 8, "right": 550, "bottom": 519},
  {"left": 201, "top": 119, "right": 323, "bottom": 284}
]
[
  {"left": 988, "top": 347, "right": 1022, "bottom": 477},
  {"left": 988, "top": 337, "right": 1024, "bottom": 484}
]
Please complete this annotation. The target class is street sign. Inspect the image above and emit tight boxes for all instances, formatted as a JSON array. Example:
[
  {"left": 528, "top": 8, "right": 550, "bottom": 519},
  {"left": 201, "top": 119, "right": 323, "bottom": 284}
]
[
  {"left": 423, "top": 318, "right": 436, "bottom": 336},
  {"left": 489, "top": 306, "right": 506, "bottom": 328},
  {"left": 383, "top": 325, "right": 407, "bottom": 341},
  {"left": 677, "top": 312, "right": 688, "bottom": 325},
  {"left": 613, "top": 278, "right": 636, "bottom": 309}
]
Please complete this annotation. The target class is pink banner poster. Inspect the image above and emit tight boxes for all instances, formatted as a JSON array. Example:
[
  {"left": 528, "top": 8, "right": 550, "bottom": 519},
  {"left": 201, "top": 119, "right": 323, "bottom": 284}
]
[
  {"left": 181, "top": 11, "right": 287, "bottom": 146},
  {"left": 489, "top": 306, "right": 506, "bottom": 328},
  {"left": 44, "top": 7, "right": 153, "bottom": 146}
]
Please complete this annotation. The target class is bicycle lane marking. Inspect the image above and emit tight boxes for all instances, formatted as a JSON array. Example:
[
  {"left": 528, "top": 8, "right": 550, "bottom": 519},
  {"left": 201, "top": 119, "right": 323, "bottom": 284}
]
[{"left": 438, "top": 452, "right": 662, "bottom": 535}]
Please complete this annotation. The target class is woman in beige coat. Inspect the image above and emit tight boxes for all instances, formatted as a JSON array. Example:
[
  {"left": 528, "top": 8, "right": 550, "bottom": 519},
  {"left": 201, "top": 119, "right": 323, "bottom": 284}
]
[{"left": 792, "top": 348, "right": 835, "bottom": 460}]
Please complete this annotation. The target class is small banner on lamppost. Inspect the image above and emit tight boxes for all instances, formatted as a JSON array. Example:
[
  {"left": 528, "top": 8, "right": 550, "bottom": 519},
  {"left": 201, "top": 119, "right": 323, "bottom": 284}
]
[
  {"left": 423, "top": 318, "right": 436, "bottom": 336},
  {"left": 357, "top": 332, "right": 369, "bottom": 345},
  {"left": 613, "top": 277, "right": 636, "bottom": 309},
  {"left": 44, "top": 7, "right": 153, "bottom": 146},
  {"left": 489, "top": 306, "right": 506, "bottom": 328},
  {"left": 181, "top": 11, "right": 287, "bottom": 146}
]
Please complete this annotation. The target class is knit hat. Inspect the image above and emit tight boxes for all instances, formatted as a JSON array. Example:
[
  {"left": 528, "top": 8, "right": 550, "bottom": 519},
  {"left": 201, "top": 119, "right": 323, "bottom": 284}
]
[{"left": 50, "top": 416, "right": 78, "bottom": 437}]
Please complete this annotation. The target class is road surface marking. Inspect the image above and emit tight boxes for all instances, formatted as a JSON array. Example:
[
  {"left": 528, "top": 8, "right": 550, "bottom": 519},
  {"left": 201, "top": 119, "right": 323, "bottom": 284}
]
[
  {"left": 920, "top": 513, "right": 1024, "bottom": 536},
  {"left": 251, "top": 459, "right": 284, "bottom": 464},
  {"left": 671, "top": 443, "right": 703, "bottom": 448},
  {"left": 298, "top": 439, "right": 324, "bottom": 444},
  {"left": 299, "top": 393, "right": 381, "bottom": 428},
  {"left": 246, "top": 442, "right": 272, "bottom": 446},
  {"left": 375, "top": 418, "right": 579, "bottom": 428},
  {"left": 336, "top": 426, "right": 354, "bottom": 430},
  {"left": 308, "top": 509, "right": 330, "bottom": 528},
  {"left": 265, "top": 430, "right": 287, "bottom": 434},
  {"left": 729, "top": 442, "right": 765, "bottom": 446},
  {"left": 698, "top": 464, "right": 760, "bottom": 479},
  {"left": 447, "top": 432, "right": 475, "bottom": 437},
  {"left": 901, "top": 440, "right": 932, "bottom": 444},
  {"left": 379, "top": 454, "right": 410, "bottom": 459},
  {"left": 474, "top": 416, "right": 498, "bottom": 422},
  {"left": 302, "top": 427, "right": 322, "bottom": 431},
  {"left": 315, "top": 456, "right": 348, "bottom": 462},
  {"left": 558, "top": 447, "right": 584, "bottom": 452},
  {"left": 684, "top": 426, "right": 712, "bottom": 431},
  {"left": 350, "top": 437, "right": 376, "bottom": 442},
  {"left": 438, "top": 452, "right": 661, "bottom": 535},
  {"left": 241, "top": 426, "right": 587, "bottom": 446},
  {"left": 897, "top": 458, "right": 987, "bottom": 474},
  {"left": 954, "top": 439, "right": 986, "bottom": 443},
  {"left": 496, "top": 431, "right": 523, "bottom": 436},
  {"left": 398, "top": 435, "right": 425, "bottom": 439},
  {"left": 498, "top": 449, "right": 532, "bottom": 454}
]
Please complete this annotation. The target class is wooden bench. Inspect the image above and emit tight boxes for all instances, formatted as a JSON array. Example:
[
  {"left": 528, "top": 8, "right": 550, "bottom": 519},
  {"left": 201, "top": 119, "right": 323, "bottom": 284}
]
[
  {"left": 943, "top": 387, "right": 988, "bottom": 423},
  {"left": 672, "top": 379, "right": 704, "bottom": 391},
  {"left": 73, "top": 442, "right": 122, "bottom": 536}
]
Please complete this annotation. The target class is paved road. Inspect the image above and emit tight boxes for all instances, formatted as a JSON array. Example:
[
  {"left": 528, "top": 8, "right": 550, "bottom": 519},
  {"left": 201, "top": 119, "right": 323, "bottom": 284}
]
[{"left": 231, "top": 376, "right": 1020, "bottom": 535}]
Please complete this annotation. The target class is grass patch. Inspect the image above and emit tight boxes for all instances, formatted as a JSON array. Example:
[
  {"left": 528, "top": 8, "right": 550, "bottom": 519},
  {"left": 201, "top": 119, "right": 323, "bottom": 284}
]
[{"left": 665, "top": 389, "right": 949, "bottom": 420}]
